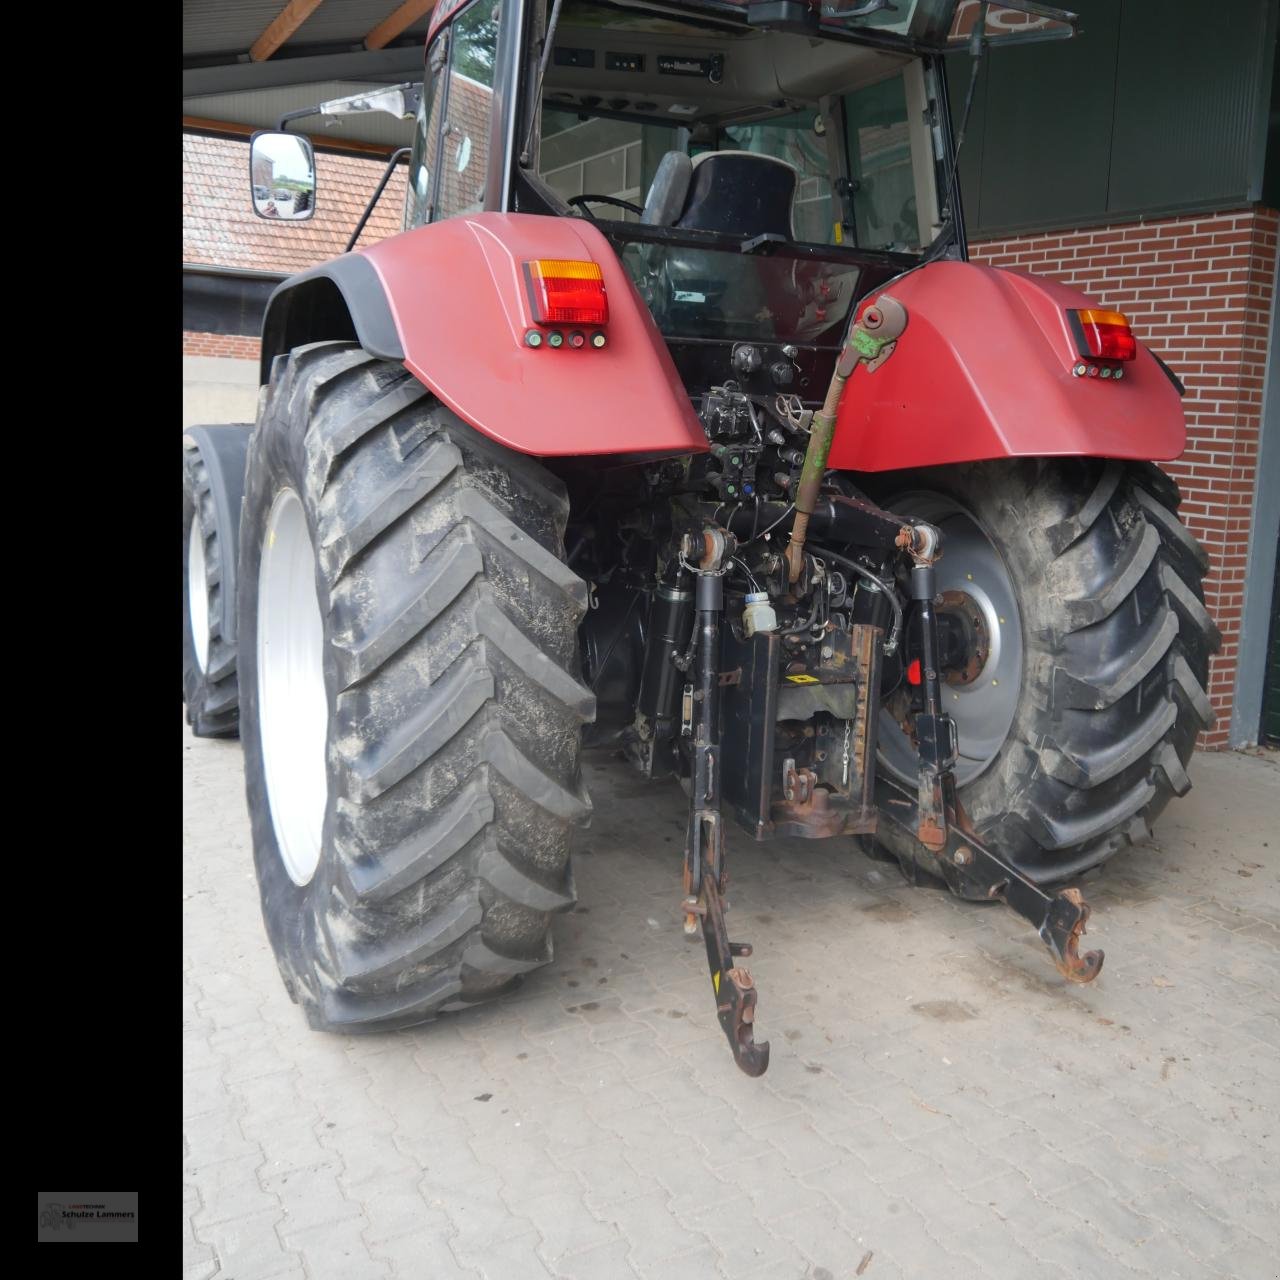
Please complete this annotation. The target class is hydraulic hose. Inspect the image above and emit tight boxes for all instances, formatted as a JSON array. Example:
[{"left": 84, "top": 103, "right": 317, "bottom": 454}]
[{"left": 810, "top": 546, "right": 903, "bottom": 657}]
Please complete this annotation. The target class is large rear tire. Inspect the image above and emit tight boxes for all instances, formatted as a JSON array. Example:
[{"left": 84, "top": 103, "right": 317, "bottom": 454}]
[
  {"left": 868, "top": 458, "right": 1219, "bottom": 886},
  {"left": 239, "top": 342, "right": 595, "bottom": 1031},
  {"left": 183, "top": 426, "right": 251, "bottom": 738}
]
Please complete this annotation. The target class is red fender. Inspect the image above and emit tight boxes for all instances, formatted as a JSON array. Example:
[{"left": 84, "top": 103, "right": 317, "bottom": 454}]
[
  {"left": 828, "top": 261, "right": 1185, "bottom": 472},
  {"left": 358, "top": 213, "right": 708, "bottom": 458}
]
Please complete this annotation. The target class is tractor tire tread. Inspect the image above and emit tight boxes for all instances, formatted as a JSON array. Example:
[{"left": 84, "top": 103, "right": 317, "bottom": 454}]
[{"left": 240, "top": 343, "right": 593, "bottom": 1033}]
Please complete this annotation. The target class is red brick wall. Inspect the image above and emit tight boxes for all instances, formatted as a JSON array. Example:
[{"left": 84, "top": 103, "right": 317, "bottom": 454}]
[
  {"left": 183, "top": 331, "right": 261, "bottom": 360},
  {"left": 971, "top": 206, "right": 1279, "bottom": 747}
]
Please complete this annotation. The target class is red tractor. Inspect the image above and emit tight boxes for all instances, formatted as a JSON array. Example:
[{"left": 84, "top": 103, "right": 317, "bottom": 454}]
[{"left": 182, "top": 0, "right": 1218, "bottom": 1074}]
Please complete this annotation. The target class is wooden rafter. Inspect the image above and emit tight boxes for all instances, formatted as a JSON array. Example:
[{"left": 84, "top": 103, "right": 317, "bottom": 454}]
[
  {"left": 364, "top": 0, "right": 436, "bottom": 51},
  {"left": 182, "top": 116, "right": 399, "bottom": 159},
  {"left": 250, "top": 0, "right": 327, "bottom": 63}
]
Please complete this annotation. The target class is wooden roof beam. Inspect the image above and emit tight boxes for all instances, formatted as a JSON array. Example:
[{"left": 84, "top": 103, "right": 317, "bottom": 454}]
[
  {"left": 364, "top": 0, "right": 436, "bottom": 51},
  {"left": 250, "top": 0, "right": 327, "bottom": 63},
  {"left": 182, "top": 116, "right": 400, "bottom": 159}
]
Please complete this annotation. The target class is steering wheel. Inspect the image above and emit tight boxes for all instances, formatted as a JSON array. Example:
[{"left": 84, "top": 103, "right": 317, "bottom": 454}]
[{"left": 568, "top": 193, "right": 646, "bottom": 220}]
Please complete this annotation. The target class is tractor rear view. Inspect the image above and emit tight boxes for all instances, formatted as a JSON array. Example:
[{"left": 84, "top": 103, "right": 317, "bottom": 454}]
[{"left": 182, "top": 0, "right": 1218, "bottom": 1074}]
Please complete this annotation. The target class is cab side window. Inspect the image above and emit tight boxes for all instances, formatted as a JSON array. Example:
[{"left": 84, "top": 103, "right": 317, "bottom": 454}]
[
  {"left": 405, "top": 40, "right": 448, "bottom": 229},
  {"left": 435, "top": 1, "right": 500, "bottom": 221},
  {"left": 404, "top": 1, "right": 500, "bottom": 227},
  {"left": 842, "top": 74, "right": 918, "bottom": 251}
]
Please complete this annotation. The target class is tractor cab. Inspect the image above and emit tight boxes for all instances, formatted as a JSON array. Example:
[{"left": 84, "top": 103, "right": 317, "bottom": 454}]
[{"left": 399, "top": 0, "right": 1076, "bottom": 396}]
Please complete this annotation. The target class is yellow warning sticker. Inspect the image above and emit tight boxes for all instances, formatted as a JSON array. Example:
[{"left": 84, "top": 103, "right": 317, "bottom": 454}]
[
  {"left": 712, "top": 970, "right": 721, "bottom": 995},
  {"left": 785, "top": 674, "right": 820, "bottom": 684}
]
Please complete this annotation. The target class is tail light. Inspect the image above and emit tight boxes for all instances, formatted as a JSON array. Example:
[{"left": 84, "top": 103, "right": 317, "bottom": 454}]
[
  {"left": 1068, "top": 308, "right": 1136, "bottom": 362},
  {"left": 523, "top": 259, "right": 609, "bottom": 326}
]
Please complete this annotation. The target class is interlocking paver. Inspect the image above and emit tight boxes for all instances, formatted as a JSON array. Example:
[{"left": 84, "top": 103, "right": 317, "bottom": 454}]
[
  {"left": 681, "top": 1193, "right": 804, "bottom": 1276},
  {"left": 451, "top": 1228, "right": 557, "bottom": 1279},
  {"left": 184, "top": 721, "right": 1280, "bottom": 1279},
  {"left": 183, "top": 1239, "right": 218, "bottom": 1280},
  {"left": 284, "top": 1214, "right": 392, "bottom": 1279},
  {"left": 372, "top": 1225, "right": 480, "bottom": 1279},
  {"left": 519, "top": 1188, "right": 619, "bottom": 1262},
  {"left": 270, "top": 1165, "right": 365, "bottom": 1234},
  {"left": 195, "top": 1206, "right": 300, "bottom": 1277},
  {"left": 349, "top": 1176, "right": 447, "bottom": 1246},
  {"left": 553, "top": 1236, "right": 641, "bottom": 1280}
]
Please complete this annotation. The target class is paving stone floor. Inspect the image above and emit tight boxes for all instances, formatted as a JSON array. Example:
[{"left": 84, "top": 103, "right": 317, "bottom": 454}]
[{"left": 184, "top": 727, "right": 1279, "bottom": 1280}]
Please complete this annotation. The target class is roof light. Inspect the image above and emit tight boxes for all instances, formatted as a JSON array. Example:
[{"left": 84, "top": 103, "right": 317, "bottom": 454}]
[
  {"left": 524, "top": 259, "right": 608, "bottom": 327},
  {"left": 1068, "top": 308, "right": 1136, "bottom": 362}
]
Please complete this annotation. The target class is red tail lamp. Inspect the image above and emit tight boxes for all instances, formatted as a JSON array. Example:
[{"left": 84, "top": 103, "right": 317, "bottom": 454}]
[
  {"left": 1068, "top": 308, "right": 1136, "bottom": 362},
  {"left": 523, "top": 259, "right": 609, "bottom": 326}
]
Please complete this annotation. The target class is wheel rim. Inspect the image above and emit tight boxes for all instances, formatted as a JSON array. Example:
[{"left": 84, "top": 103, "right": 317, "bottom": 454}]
[
  {"left": 257, "top": 488, "right": 328, "bottom": 886},
  {"left": 878, "top": 491, "right": 1023, "bottom": 788},
  {"left": 187, "top": 516, "right": 209, "bottom": 673}
]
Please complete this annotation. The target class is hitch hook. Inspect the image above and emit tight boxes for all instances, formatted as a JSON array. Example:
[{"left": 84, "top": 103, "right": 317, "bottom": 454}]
[
  {"left": 702, "top": 876, "right": 770, "bottom": 1077},
  {"left": 1040, "top": 887, "right": 1104, "bottom": 984}
]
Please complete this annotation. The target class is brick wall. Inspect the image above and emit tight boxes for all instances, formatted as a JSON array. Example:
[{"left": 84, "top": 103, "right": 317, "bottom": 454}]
[
  {"left": 971, "top": 206, "right": 1280, "bottom": 747},
  {"left": 183, "top": 331, "right": 261, "bottom": 360}
]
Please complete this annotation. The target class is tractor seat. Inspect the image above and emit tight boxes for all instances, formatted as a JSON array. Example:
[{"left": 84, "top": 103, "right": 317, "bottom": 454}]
[{"left": 641, "top": 150, "right": 798, "bottom": 240}]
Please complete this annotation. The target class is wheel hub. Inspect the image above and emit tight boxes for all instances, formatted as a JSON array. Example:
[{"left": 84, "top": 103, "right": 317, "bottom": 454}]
[
  {"left": 879, "top": 492, "right": 1023, "bottom": 787},
  {"left": 937, "top": 589, "right": 991, "bottom": 687},
  {"left": 257, "top": 488, "right": 328, "bottom": 887}
]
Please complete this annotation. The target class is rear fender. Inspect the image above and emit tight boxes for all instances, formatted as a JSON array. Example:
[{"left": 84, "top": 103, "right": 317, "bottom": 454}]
[
  {"left": 828, "top": 261, "right": 1185, "bottom": 472},
  {"left": 260, "top": 213, "right": 708, "bottom": 459},
  {"left": 259, "top": 255, "right": 403, "bottom": 384},
  {"left": 359, "top": 212, "right": 706, "bottom": 457}
]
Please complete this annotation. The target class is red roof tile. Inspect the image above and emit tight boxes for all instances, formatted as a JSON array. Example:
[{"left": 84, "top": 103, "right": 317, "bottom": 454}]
[{"left": 184, "top": 133, "right": 410, "bottom": 275}]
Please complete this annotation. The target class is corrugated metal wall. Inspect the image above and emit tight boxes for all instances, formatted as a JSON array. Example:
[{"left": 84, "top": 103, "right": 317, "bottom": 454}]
[{"left": 951, "top": 0, "right": 1278, "bottom": 238}]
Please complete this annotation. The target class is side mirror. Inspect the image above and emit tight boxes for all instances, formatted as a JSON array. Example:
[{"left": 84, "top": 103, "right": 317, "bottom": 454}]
[{"left": 249, "top": 131, "right": 316, "bottom": 221}]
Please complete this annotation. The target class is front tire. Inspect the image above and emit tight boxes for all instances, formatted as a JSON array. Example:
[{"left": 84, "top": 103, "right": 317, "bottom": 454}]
[
  {"left": 869, "top": 458, "right": 1219, "bottom": 885},
  {"left": 239, "top": 342, "right": 595, "bottom": 1031}
]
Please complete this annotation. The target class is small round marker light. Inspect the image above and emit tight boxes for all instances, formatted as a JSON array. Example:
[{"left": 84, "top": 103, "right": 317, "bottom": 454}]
[
  {"left": 525, "top": 330, "right": 543, "bottom": 348},
  {"left": 1087, "top": 365, "right": 1099, "bottom": 378},
  {"left": 590, "top": 331, "right": 607, "bottom": 349},
  {"left": 547, "top": 330, "right": 564, "bottom": 348},
  {"left": 569, "top": 331, "right": 585, "bottom": 349},
  {"left": 1073, "top": 363, "right": 1087, "bottom": 377},
  {"left": 1100, "top": 366, "right": 1112, "bottom": 378},
  {"left": 1114, "top": 368, "right": 1124, "bottom": 380}
]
